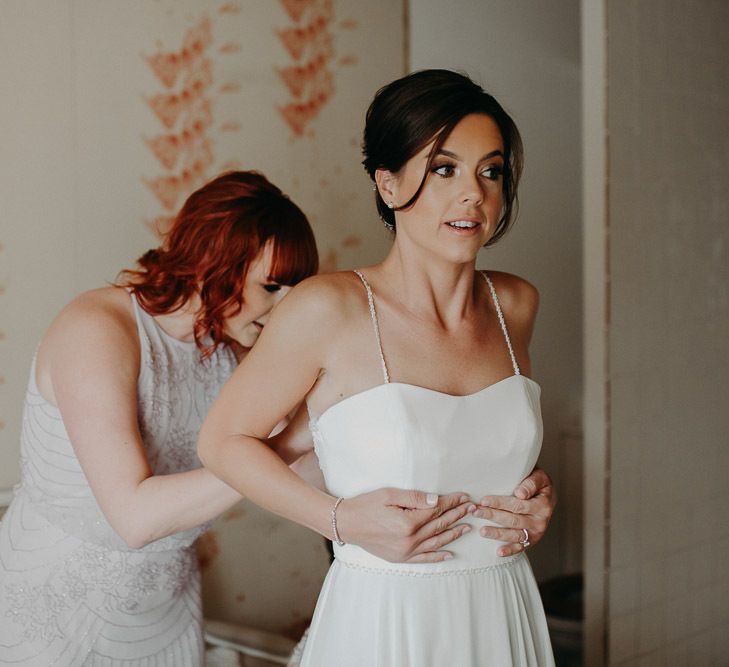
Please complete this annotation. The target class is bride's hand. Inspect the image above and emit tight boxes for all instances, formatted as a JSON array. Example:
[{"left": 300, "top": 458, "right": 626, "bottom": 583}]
[
  {"left": 473, "top": 467, "right": 556, "bottom": 556},
  {"left": 334, "top": 489, "right": 475, "bottom": 563}
]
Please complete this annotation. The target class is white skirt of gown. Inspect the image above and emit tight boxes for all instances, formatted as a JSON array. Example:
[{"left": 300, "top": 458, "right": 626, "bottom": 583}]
[{"left": 299, "top": 550, "right": 553, "bottom": 667}]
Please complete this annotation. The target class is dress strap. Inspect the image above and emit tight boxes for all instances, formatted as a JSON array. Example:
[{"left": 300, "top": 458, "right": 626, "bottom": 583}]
[
  {"left": 353, "top": 270, "right": 390, "bottom": 384},
  {"left": 481, "top": 272, "right": 521, "bottom": 376},
  {"left": 128, "top": 291, "right": 150, "bottom": 347}
]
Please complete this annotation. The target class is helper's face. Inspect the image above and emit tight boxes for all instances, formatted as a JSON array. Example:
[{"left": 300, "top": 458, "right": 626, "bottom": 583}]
[{"left": 223, "top": 242, "right": 291, "bottom": 348}]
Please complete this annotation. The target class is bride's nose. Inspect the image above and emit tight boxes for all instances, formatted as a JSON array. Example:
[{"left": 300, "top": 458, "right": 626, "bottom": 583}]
[{"left": 459, "top": 173, "right": 484, "bottom": 206}]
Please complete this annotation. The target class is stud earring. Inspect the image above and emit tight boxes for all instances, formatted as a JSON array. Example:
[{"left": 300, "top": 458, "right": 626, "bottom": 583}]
[{"left": 387, "top": 202, "right": 394, "bottom": 209}]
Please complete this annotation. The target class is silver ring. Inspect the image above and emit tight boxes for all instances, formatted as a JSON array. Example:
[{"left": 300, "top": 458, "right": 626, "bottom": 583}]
[{"left": 520, "top": 528, "right": 530, "bottom": 548}]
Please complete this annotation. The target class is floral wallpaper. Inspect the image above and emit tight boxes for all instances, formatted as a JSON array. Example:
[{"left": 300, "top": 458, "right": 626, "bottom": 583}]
[{"left": 0, "top": 0, "right": 405, "bottom": 637}]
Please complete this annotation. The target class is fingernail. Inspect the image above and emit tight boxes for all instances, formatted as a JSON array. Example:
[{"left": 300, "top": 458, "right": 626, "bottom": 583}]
[
  {"left": 466, "top": 503, "right": 477, "bottom": 513},
  {"left": 443, "top": 553, "right": 453, "bottom": 560},
  {"left": 459, "top": 495, "right": 470, "bottom": 503},
  {"left": 461, "top": 525, "right": 472, "bottom": 534},
  {"left": 498, "top": 548, "right": 506, "bottom": 557},
  {"left": 426, "top": 493, "right": 438, "bottom": 506}
]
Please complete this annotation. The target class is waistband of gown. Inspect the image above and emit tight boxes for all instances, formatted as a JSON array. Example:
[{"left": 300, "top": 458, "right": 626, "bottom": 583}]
[{"left": 332, "top": 542, "right": 525, "bottom": 576}]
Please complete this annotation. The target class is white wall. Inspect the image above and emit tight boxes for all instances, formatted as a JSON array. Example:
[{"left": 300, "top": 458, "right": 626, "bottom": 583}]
[{"left": 409, "top": 0, "right": 583, "bottom": 582}]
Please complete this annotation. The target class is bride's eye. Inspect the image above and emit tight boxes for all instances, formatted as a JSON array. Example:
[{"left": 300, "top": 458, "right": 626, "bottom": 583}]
[
  {"left": 262, "top": 283, "right": 282, "bottom": 293},
  {"left": 480, "top": 165, "right": 503, "bottom": 181},
  {"left": 431, "top": 163, "right": 457, "bottom": 178}
]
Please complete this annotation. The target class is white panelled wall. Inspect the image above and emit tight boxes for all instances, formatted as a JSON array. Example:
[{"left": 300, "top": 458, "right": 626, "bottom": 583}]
[{"left": 584, "top": 0, "right": 729, "bottom": 664}]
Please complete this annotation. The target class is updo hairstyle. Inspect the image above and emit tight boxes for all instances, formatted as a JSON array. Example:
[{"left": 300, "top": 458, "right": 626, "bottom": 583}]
[{"left": 361, "top": 69, "right": 523, "bottom": 245}]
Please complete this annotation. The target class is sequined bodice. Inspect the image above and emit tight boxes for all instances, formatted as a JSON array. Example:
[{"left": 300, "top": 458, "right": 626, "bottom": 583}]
[{"left": 14, "top": 293, "right": 237, "bottom": 552}]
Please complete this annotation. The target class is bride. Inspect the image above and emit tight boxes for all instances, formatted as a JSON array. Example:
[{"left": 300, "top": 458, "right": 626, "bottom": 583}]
[{"left": 199, "top": 69, "right": 554, "bottom": 665}]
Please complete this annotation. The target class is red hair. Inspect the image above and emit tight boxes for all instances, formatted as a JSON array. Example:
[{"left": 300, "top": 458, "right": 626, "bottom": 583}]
[{"left": 118, "top": 171, "right": 318, "bottom": 356}]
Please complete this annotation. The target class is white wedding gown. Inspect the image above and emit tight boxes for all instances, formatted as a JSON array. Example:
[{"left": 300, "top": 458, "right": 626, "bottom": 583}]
[{"left": 298, "top": 271, "right": 555, "bottom": 666}]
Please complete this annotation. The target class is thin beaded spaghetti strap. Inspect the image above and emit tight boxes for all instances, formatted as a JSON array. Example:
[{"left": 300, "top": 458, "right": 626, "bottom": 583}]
[
  {"left": 481, "top": 272, "right": 521, "bottom": 376},
  {"left": 353, "top": 270, "right": 390, "bottom": 384}
]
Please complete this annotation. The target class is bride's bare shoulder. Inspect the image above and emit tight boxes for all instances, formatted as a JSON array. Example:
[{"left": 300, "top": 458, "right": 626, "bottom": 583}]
[
  {"left": 273, "top": 270, "right": 370, "bottom": 329},
  {"left": 482, "top": 270, "right": 539, "bottom": 330}
]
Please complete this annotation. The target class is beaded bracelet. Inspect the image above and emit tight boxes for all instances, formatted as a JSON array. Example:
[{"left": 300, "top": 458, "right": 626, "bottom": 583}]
[{"left": 331, "top": 496, "right": 345, "bottom": 546}]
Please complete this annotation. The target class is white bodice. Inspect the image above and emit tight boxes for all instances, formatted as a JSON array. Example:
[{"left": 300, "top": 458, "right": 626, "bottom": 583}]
[
  {"left": 308, "top": 271, "right": 543, "bottom": 574},
  {"left": 311, "top": 375, "right": 542, "bottom": 573}
]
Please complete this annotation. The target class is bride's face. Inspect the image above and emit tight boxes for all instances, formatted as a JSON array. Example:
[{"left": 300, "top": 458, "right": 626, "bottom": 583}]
[
  {"left": 223, "top": 243, "right": 291, "bottom": 348},
  {"left": 387, "top": 113, "right": 505, "bottom": 263}
]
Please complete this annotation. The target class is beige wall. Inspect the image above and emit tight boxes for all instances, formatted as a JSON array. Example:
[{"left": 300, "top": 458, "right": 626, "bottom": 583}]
[
  {"left": 409, "top": 0, "right": 584, "bottom": 583},
  {"left": 584, "top": 0, "right": 729, "bottom": 663}
]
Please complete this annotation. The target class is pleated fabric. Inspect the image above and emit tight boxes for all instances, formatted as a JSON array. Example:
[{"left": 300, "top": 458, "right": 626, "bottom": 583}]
[{"left": 302, "top": 553, "right": 553, "bottom": 667}]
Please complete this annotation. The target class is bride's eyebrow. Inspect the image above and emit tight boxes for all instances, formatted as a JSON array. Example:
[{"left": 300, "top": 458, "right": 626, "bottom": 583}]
[{"left": 433, "top": 148, "right": 504, "bottom": 161}]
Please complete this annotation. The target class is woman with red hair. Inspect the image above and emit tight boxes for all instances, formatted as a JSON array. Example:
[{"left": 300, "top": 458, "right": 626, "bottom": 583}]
[{"left": 0, "top": 171, "right": 323, "bottom": 665}]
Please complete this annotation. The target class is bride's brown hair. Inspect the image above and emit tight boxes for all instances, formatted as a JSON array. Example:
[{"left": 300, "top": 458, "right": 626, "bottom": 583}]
[{"left": 362, "top": 69, "right": 523, "bottom": 245}]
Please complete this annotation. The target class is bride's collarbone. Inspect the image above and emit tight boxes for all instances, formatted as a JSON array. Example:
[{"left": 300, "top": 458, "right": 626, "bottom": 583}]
[{"left": 327, "top": 330, "right": 517, "bottom": 399}]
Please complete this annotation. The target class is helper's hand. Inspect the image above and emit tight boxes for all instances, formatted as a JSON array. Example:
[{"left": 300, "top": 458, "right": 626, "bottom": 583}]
[{"left": 473, "top": 467, "right": 556, "bottom": 557}]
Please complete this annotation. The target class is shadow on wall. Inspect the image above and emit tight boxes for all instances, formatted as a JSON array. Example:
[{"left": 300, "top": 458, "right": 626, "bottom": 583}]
[
  {"left": 199, "top": 499, "right": 331, "bottom": 643},
  {"left": 539, "top": 573, "right": 583, "bottom": 667}
]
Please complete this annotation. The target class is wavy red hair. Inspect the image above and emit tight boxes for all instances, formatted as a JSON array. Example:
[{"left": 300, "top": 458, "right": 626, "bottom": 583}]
[{"left": 118, "top": 171, "right": 318, "bottom": 356}]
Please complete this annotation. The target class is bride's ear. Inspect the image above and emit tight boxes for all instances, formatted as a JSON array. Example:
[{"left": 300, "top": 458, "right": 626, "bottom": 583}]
[{"left": 374, "top": 169, "right": 398, "bottom": 207}]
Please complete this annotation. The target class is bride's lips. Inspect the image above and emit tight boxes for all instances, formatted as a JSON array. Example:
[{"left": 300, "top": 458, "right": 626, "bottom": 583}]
[
  {"left": 443, "top": 218, "right": 483, "bottom": 234},
  {"left": 252, "top": 321, "right": 264, "bottom": 332}
]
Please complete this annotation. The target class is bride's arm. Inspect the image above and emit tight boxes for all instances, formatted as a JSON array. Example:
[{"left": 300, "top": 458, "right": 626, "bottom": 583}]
[
  {"left": 199, "top": 278, "right": 340, "bottom": 535},
  {"left": 199, "top": 277, "right": 473, "bottom": 563}
]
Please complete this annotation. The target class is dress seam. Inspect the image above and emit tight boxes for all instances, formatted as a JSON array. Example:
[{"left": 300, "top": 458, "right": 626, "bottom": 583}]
[{"left": 334, "top": 552, "right": 524, "bottom": 577}]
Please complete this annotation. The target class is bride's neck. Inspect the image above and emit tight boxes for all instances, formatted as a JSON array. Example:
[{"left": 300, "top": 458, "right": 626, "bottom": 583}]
[{"left": 379, "top": 248, "right": 478, "bottom": 316}]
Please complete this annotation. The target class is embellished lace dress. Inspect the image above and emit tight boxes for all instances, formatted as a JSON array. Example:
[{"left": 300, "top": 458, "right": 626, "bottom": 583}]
[
  {"left": 298, "top": 271, "right": 555, "bottom": 666},
  {"left": 0, "top": 294, "right": 237, "bottom": 666}
]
